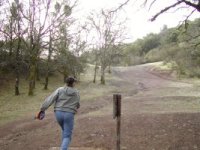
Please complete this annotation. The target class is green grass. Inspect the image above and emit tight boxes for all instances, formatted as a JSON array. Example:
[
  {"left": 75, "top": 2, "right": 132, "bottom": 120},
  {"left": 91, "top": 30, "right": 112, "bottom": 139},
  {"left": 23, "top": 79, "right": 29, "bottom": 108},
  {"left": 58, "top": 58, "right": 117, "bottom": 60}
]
[
  {"left": 79, "top": 65, "right": 118, "bottom": 101},
  {"left": 0, "top": 65, "right": 116, "bottom": 125},
  {"left": 0, "top": 75, "right": 63, "bottom": 125},
  {"left": 3, "top": 63, "right": 200, "bottom": 125}
]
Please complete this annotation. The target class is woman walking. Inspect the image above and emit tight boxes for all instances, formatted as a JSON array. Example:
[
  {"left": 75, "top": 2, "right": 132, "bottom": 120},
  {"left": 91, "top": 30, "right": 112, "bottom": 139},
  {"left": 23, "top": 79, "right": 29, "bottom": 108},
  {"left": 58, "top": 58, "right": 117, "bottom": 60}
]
[{"left": 39, "top": 77, "right": 80, "bottom": 150}]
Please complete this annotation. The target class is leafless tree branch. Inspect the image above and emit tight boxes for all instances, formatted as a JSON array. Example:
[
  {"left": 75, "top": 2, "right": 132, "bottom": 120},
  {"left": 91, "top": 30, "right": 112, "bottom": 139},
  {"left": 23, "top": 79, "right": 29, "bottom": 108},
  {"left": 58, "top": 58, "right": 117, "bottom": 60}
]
[
  {"left": 110, "top": 0, "right": 130, "bottom": 13},
  {"left": 148, "top": 0, "right": 157, "bottom": 11},
  {"left": 150, "top": 1, "right": 183, "bottom": 21}
]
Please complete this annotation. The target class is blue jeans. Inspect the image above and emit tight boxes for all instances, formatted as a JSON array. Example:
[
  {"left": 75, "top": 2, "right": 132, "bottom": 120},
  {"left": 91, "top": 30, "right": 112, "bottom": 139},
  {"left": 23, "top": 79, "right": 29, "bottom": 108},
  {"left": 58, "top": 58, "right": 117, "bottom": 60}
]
[{"left": 55, "top": 111, "right": 74, "bottom": 150}]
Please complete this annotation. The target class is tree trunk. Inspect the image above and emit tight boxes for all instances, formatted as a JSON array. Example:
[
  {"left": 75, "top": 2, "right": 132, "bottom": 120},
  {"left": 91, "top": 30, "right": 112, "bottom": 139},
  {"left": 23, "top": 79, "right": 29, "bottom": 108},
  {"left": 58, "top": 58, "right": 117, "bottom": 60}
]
[
  {"left": 15, "top": 77, "right": 20, "bottom": 95},
  {"left": 44, "top": 67, "right": 49, "bottom": 89},
  {"left": 93, "top": 62, "right": 98, "bottom": 83},
  {"left": 36, "top": 66, "right": 40, "bottom": 81},
  {"left": 108, "top": 65, "right": 111, "bottom": 74},
  {"left": 44, "top": 74, "right": 49, "bottom": 90},
  {"left": 15, "top": 39, "right": 20, "bottom": 95},
  {"left": 15, "top": 50, "right": 20, "bottom": 95},
  {"left": 28, "top": 80, "right": 33, "bottom": 96},
  {"left": 15, "top": 8, "right": 21, "bottom": 96},
  {"left": 44, "top": 31, "right": 52, "bottom": 90},
  {"left": 28, "top": 64, "right": 36, "bottom": 95},
  {"left": 100, "top": 66, "right": 105, "bottom": 84}
]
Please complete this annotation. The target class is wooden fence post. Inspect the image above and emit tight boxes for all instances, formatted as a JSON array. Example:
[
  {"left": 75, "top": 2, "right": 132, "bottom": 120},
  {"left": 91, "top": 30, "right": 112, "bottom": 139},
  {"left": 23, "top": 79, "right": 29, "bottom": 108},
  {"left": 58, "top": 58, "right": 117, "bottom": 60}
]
[{"left": 113, "top": 94, "right": 122, "bottom": 150}]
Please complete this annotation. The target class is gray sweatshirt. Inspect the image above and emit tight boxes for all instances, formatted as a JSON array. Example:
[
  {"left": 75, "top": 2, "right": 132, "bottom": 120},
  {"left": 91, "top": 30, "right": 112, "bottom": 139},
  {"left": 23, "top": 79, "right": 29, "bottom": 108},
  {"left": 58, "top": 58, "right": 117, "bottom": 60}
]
[{"left": 40, "top": 86, "right": 80, "bottom": 113}]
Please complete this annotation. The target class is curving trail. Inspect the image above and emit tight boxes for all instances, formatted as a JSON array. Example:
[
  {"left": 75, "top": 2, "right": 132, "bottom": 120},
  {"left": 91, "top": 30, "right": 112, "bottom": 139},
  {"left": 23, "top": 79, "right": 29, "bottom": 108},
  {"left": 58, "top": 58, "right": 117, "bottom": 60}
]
[{"left": 1, "top": 63, "right": 200, "bottom": 150}]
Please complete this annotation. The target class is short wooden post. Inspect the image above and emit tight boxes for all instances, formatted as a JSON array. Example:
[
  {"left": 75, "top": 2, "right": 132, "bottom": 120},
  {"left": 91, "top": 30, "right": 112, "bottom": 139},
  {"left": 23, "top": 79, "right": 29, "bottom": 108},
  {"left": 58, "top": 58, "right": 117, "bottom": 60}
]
[{"left": 113, "top": 94, "right": 121, "bottom": 150}]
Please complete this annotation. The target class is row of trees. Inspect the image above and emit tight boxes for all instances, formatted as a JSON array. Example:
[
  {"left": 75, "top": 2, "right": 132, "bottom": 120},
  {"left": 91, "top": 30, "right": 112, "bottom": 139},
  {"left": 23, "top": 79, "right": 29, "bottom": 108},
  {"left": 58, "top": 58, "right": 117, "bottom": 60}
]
[{"left": 0, "top": 0, "right": 87, "bottom": 95}]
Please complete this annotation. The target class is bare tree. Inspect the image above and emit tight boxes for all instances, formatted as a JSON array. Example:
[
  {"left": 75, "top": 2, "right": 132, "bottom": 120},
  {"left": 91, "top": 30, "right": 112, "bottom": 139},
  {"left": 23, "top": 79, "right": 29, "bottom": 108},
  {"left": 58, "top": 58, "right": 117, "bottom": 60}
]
[{"left": 88, "top": 9, "right": 127, "bottom": 84}]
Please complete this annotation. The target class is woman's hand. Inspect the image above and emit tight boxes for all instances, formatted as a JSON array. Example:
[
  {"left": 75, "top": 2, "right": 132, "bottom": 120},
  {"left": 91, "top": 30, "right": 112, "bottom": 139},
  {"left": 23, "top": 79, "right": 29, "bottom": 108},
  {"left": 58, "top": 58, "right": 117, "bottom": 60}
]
[{"left": 35, "top": 111, "right": 45, "bottom": 120}]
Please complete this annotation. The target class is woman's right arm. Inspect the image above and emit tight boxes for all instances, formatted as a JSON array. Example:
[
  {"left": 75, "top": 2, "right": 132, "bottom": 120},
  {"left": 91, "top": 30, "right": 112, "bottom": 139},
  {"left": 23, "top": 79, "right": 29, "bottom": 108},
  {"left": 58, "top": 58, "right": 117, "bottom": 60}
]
[
  {"left": 40, "top": 88, "right": 60, "bottom": 111},
  {"left": 76, "top": 91, "right": 80, "bottom": 109}
]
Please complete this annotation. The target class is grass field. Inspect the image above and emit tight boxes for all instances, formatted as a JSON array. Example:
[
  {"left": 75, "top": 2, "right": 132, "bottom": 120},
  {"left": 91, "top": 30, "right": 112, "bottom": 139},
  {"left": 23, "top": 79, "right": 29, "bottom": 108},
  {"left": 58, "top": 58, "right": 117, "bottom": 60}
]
[
  {"left": 0, "top": 65, "right": 116, "bottom": 125},
  {"left": 2, "top": 62, "right": 200, "bottom": 150},
  {"left": 2, "top": 62, "right": 200, "bottom": 125}
]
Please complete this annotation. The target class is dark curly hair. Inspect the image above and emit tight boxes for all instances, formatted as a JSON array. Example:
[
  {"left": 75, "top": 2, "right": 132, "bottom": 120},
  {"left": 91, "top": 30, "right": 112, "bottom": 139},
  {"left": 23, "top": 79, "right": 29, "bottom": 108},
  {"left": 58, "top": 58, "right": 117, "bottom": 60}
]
[{"left": 65, "top": 77, "right": 77, "bottom": 87}]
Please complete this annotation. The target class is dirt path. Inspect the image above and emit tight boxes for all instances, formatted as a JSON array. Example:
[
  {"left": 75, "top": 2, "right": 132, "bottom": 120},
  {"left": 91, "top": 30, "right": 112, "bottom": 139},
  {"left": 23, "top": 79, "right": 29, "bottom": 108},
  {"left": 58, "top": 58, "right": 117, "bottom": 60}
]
[{"left": 1, "top": 63, "right": 200, "bottom": 150}]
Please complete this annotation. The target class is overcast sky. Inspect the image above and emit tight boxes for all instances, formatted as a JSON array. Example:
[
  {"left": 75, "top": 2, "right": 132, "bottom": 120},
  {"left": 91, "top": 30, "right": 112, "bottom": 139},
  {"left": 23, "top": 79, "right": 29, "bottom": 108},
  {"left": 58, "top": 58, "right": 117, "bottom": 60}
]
[{"left": 74, "top": 0, "right": 200, "bottom": 42}]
